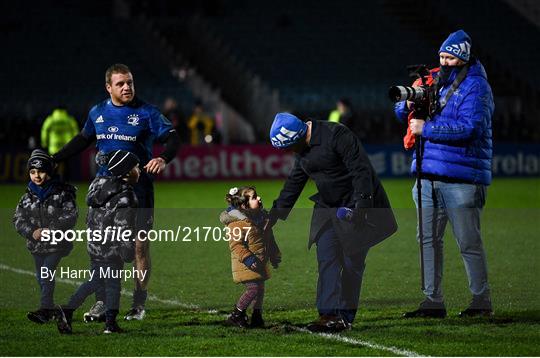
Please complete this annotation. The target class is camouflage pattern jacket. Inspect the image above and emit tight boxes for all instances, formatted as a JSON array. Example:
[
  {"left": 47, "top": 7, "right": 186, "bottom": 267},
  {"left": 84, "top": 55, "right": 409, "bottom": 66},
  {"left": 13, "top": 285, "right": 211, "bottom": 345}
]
[
  {"left": 13, "top": 180, "right": 78, "bottom": 255},
  {"left": 86, "top": 176, "right": 137, "bottom": 263}
]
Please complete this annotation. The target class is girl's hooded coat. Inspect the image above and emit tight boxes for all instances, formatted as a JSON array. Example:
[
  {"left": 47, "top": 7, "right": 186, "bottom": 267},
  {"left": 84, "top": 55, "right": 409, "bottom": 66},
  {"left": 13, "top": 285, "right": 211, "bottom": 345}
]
[{"left": 219, "top": 209, "right": 280, "bottom": 283}]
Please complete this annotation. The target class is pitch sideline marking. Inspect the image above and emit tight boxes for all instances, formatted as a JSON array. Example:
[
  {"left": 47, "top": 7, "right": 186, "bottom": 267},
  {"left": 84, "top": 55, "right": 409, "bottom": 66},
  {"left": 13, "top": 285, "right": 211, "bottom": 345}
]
[
  {"left": 291, "top": 326, "right": 423, "bottom": 357},
  {"left": 0, "top": 263, "right": 202, "bottom": 311},
  {"left": 0, "top": 263, "right": 424, "bottom": 356}
]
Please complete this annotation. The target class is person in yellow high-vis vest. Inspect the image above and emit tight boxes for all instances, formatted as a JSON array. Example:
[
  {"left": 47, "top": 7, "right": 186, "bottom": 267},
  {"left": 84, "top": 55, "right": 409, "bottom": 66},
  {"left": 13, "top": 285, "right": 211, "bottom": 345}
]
[{"left": 41, "top": 108, "right": 79, "bottom": 179}]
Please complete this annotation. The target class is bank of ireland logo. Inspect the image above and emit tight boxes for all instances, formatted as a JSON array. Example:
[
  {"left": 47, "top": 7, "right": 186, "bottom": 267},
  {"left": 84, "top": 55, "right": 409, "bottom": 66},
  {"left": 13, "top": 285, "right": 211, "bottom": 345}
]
[
  {"left": 127, "top": 114, "right": 140, "bottom": 126},
  {"left": 271, "top": 126, "right": 302, "bottom": 148},
  {"left": 108, "top": 126, "right": 119, "bottom": 133}
]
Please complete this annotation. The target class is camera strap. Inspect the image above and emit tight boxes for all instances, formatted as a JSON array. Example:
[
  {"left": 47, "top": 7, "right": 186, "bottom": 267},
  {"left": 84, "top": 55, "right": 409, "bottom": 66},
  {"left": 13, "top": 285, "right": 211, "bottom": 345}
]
[{"left": 434, "top": 63, "right": 470, "bottom": 113}]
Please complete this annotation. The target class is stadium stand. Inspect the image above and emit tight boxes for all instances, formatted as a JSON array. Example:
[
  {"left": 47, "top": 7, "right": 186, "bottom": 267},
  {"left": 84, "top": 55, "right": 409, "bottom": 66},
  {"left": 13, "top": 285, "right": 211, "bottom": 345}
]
[
  {"left": 2, "top": 0, "right": 539, "bottom": 144},
  {"left": 0, "top": 0, "right": 193, "bottom": 145},
  {"left": 147, "top": 0, "right": 540, "bottom": 142}
]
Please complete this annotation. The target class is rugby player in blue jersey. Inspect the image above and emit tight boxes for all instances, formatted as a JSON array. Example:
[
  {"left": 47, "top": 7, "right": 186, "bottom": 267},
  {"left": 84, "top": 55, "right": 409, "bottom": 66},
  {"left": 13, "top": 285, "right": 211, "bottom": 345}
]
[{"left": 53, "top": 64, "right": 180, "bottom": 321}]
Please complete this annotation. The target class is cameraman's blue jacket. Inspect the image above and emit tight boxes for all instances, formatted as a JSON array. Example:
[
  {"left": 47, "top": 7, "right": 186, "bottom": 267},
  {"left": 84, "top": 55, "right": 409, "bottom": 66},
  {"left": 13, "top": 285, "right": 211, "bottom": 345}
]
[{"left": 394, "top": 59, "right": 494, "bottom": 185}]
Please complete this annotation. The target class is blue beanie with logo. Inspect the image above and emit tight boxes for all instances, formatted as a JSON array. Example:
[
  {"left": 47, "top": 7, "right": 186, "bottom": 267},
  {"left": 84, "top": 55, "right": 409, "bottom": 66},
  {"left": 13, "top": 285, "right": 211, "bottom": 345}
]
[
  {"left": 439, "top": 30, "right": 472, "bottom": 62},
  {"left": 270, "top": 113, "right": 308, "bottom": 148},
  {"left": 27, "top": 149, "right": 54, "bottom": 175}
]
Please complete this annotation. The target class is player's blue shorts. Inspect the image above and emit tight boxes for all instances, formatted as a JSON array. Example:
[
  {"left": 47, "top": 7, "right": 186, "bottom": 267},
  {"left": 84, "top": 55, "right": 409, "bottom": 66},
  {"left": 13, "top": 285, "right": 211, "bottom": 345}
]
[{"left": 133, "top": 172, "right": 154, "bottom": 231}]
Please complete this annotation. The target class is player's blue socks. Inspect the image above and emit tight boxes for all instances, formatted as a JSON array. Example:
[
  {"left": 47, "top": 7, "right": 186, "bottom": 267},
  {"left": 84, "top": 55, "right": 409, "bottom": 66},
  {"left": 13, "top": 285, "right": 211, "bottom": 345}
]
[{"left": 133, "top": 289, "right": 147, "bottom": 307}]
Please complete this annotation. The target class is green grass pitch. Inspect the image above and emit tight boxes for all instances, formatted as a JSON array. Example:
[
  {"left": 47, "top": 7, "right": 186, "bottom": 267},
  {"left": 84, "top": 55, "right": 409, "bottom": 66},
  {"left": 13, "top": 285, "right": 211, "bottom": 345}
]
[{"left": 0, "top": 178, "right": 538, "bottom": 356}]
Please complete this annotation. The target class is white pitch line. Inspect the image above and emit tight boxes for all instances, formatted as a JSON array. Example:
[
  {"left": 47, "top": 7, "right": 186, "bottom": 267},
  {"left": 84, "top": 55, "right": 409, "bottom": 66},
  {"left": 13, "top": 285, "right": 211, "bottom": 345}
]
[
  {"left": 1, "top": 263, "right": 423, "bottom": 356},
  {"left": 291, "top": 326, "right": 424, "bottom": 357},
  {"left": 0, "top": 263, "right": 199, "bottom": 310}
]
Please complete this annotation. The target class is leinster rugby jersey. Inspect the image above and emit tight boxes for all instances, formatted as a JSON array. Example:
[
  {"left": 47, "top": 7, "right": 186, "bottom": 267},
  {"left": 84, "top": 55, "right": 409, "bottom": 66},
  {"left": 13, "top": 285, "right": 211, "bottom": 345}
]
[{"left": 82, "top": 98, "right": 173, "bottom": 175}]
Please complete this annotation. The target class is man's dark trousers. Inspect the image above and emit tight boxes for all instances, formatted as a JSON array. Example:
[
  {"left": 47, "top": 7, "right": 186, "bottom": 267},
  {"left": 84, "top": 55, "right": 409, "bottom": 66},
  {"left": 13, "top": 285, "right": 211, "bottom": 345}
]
[{"left": 316, "top": 226, "right": 369, "bottom": 324}]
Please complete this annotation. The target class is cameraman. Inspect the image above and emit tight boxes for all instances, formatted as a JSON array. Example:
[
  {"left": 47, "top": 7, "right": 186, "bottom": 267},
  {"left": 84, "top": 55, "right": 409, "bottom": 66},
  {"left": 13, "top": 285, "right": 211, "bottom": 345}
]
[{"left": 394, "top": 30, "right": 494, "bottom": 318}]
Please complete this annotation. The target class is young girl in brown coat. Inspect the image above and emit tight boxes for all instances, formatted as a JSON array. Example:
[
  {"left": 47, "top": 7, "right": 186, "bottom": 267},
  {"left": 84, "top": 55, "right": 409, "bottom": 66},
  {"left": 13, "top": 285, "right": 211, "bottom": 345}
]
[{"left": 219, "top": 186, "right": 281, "bottom": 328}]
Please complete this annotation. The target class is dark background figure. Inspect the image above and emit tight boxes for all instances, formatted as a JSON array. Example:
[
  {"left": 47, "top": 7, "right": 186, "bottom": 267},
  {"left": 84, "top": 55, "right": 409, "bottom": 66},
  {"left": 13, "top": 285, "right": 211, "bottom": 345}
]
[
  {"left": 328, "top": 98, "right": 366, "bottom": 141},
  {"left": 187, "top": 99, "right": 216, "bottom": 145},
  {"left": 162, "top": 97, "right": 189, "bottom": 144}
]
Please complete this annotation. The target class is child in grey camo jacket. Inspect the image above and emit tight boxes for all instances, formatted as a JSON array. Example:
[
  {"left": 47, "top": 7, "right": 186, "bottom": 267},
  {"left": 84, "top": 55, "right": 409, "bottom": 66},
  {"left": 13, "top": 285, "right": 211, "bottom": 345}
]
[
  {"left": 56, "top": 150, "right": 139, "bottom": 335},
  {"left": 13, "top": 149, "right": 78, "bottom": 324}
]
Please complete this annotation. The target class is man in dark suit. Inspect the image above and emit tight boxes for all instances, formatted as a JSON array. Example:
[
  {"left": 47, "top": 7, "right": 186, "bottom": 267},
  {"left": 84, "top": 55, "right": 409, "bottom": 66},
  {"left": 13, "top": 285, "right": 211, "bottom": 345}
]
[{"left": 268, "top": 112, "right": 397, "bottom": 332}]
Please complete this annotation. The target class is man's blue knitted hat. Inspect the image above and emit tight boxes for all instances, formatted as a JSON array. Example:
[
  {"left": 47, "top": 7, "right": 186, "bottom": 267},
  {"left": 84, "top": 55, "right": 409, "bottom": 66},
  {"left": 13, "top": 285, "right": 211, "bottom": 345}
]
[
  {"left": 270, "top": 113, "right": 308, "bottom": 148},
  {"left": 439, "top": 29, "right": 472, "bottom": 62}
]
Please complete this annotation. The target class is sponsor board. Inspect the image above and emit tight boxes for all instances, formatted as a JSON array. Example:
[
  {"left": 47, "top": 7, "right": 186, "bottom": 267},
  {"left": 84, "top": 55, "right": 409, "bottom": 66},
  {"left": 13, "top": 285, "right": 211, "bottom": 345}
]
[{"left": 1, "top": 144, "right": 538, "bottom": 182}]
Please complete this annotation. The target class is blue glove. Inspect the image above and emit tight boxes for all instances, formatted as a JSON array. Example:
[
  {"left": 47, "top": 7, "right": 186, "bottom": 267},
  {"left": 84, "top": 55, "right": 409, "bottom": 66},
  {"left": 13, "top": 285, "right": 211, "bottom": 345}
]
[
  {"left": 243, "top": 255, "right": 259, "bottom": 270},
  {"left": 337, "top": 207, "right": 354, "bottom": 221},
  {"left": 337, "top": 206, "right": 366, "bottom": 226}
]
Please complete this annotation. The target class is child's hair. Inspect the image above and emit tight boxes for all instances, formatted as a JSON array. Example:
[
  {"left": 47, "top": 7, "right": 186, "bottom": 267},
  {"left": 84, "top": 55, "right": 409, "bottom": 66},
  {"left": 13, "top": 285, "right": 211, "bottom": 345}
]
[{"left": 225, "top": 186, "right": 256, "bottom": 209}]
